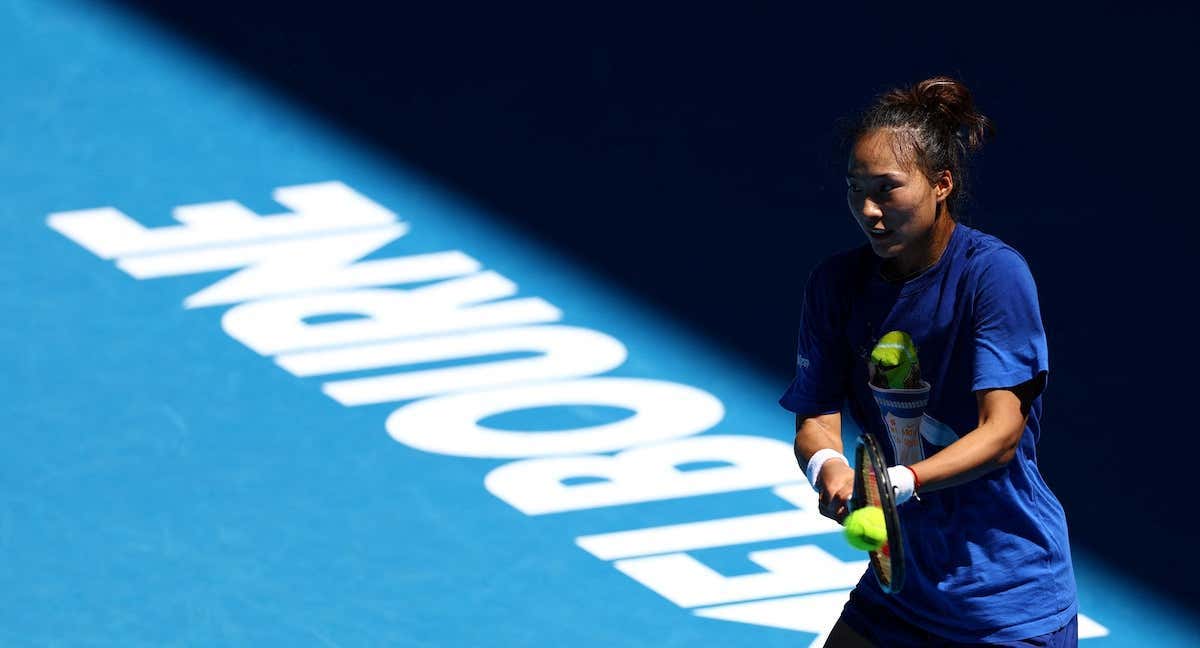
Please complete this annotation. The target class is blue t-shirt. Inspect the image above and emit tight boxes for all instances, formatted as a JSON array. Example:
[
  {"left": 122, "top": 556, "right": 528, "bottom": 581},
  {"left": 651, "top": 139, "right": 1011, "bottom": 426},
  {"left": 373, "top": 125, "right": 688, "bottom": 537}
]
[{"left": 780, "top": 223, "right": 1077, "bottom": 642}]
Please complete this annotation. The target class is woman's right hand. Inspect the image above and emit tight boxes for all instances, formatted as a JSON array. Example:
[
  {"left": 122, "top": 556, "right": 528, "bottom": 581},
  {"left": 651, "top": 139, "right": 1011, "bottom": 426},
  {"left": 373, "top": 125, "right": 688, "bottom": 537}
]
[{"left": 817, "top": 460, "right": 855, "bottom": 523}]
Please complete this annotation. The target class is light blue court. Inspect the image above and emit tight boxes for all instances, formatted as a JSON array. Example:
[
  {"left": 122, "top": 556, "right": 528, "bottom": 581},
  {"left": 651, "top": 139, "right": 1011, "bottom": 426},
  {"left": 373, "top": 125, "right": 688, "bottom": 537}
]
[{"left": 2, "top": 1, "right": 1195, "bottom": 645}]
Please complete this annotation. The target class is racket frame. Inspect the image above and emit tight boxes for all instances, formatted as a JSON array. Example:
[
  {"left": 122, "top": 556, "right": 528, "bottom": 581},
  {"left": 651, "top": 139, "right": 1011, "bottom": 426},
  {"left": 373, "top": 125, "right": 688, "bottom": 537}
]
[{"left": 851, "top": 433, "right": 906, "bottom": 594}]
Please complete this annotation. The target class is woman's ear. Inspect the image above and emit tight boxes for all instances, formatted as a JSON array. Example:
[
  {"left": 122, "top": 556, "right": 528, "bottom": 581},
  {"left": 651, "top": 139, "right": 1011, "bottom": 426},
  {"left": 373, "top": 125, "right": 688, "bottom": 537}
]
[{"left": 934, "top": 169, "right": 954, "bottom": 203}]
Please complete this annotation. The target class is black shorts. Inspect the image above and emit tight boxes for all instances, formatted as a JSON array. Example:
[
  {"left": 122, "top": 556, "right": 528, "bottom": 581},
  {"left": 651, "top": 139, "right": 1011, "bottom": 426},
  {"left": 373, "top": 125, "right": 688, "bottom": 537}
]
[{"left": 839, "top": 589, "right": 1078, "bottom": 647}]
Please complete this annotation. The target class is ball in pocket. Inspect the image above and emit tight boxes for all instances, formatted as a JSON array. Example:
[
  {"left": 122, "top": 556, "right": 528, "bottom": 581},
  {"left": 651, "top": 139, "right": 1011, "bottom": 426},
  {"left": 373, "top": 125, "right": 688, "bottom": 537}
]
[{"left": 869, "top": 330, "right": 921, "bottom": 389}]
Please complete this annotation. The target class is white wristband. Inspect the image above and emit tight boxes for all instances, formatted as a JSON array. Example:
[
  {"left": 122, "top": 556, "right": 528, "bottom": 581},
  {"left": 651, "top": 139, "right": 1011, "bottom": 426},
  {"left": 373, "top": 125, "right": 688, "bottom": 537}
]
[
  {"left": 887, "top": 465, "right": 915, "bottom": 505},
  {"left": 806, "top": 448, "right": 849, "bottom": 491}
]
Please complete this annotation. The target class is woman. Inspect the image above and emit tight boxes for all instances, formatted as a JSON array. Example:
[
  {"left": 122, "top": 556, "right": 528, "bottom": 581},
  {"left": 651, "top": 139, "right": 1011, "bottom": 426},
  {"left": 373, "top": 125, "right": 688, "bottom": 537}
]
[{"left": 781, "top": 77, "right": 1078, "bottom": 646}]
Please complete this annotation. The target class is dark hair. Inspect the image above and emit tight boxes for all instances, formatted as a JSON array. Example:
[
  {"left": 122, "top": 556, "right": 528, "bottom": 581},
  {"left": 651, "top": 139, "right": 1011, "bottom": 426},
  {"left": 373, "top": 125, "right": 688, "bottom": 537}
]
[{"left": 853, "top": 77, "right": 995, "bottom": 216}]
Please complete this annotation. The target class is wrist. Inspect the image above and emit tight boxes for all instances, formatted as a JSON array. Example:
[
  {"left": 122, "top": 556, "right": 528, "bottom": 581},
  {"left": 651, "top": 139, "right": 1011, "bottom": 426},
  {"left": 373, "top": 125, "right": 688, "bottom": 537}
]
[
  {"left": 806, "top": 448, "right": 848, "bottom": 491},
  {"left": 887, "top": 465, "right": 917, "bottom": 505}
]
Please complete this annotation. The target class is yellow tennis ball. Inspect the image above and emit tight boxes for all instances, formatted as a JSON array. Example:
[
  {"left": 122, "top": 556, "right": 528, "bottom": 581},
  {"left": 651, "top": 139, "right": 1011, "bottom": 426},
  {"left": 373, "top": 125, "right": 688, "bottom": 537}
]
[
  {"left": 844, "top": 506, "right": 888, "bottom": 551},
  {"left": 870, "top": 330, "right": 920, "bottom": 389}
]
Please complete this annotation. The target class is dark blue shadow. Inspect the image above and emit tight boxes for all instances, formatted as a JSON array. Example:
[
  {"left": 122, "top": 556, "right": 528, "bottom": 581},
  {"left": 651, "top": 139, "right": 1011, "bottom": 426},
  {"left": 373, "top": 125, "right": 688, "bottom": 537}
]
[{"left": 107, "top": 0, "right": 1199, "bottom": 609}]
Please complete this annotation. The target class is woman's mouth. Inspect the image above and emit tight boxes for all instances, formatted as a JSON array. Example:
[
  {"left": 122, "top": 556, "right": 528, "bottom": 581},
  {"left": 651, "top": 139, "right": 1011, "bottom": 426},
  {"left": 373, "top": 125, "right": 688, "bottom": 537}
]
[{"left": 869, "top": 229, "right": 893, "bottom": 240}]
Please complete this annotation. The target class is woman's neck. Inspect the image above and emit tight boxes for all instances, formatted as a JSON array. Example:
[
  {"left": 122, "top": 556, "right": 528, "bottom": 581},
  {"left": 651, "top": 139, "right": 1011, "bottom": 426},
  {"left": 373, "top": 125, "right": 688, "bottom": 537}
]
[{"left": 882, "top": 213, "right": 957, "bottom": 282}]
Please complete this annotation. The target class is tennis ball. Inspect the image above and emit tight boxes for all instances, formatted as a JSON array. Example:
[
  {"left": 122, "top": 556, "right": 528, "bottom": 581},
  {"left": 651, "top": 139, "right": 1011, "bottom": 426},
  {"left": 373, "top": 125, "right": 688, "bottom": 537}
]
[
  {"left": 843, "top": 506, "right": 888, "bottom": 551},
  {"left": 870, "top": 330, "right": 920, "bottom": 389}
]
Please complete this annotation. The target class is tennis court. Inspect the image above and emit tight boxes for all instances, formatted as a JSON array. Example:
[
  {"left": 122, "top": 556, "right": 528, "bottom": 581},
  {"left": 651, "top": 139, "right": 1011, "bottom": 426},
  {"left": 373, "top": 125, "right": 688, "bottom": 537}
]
[{"left": 3, "top": 1, "right": 1196, "bottom": 645}]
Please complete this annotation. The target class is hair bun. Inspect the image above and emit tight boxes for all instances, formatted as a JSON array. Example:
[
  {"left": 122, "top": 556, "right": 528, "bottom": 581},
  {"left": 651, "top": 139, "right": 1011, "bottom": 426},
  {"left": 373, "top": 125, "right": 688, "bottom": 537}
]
[{"left": 912, "top": 77, "right": 994, "bottom": 151}]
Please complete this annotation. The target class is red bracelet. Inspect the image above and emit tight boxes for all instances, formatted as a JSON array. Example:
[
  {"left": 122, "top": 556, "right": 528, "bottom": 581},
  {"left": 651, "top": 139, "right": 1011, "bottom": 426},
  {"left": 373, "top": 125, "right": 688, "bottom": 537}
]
[{"left": 904, "top": 465, "right": 921, "bottom": 491}]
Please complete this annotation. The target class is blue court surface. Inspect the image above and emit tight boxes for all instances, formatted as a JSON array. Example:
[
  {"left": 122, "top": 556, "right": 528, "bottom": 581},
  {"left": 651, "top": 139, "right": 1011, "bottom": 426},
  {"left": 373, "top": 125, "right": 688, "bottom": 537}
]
[{"left": 3, "top": 1, "right": 1197, "bottom": 646}]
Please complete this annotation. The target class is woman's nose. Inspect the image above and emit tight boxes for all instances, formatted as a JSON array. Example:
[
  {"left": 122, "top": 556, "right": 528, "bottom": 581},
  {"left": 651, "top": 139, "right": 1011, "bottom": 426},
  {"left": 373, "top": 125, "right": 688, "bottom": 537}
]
[{"left": 862, "top": 197, "right": 883, "bottom": 219}]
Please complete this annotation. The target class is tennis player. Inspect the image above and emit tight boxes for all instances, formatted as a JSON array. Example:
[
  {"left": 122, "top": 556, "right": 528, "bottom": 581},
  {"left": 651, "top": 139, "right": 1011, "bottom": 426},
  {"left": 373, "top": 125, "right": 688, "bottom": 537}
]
[{"left": 781, "top": 77, "right": 1079, "bottom": 646}]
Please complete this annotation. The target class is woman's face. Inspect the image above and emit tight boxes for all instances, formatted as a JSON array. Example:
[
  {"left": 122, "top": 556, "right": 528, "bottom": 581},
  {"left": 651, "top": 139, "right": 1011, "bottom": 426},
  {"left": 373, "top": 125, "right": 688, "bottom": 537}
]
[{"left": 846, "top": 129, "right": 951, "bottom": 265}]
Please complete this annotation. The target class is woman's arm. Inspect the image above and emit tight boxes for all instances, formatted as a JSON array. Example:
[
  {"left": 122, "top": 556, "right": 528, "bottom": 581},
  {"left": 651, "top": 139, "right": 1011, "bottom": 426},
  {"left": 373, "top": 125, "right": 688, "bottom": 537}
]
[
  {"left": 794, "top": 411, "right": 855, "bottom": 521},
  {"left": 907, "top": 374, "right": 1043, "bottom": 492},
  {"left": 794, "top": 411, "right": 843, "bottom": 464}
]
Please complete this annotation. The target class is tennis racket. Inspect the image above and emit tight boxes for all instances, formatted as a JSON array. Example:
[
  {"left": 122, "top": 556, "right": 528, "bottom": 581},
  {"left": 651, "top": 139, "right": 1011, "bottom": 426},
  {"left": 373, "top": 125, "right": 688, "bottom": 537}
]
[{"left": 850, "top": 433, "right": 906, "bottom": 594}]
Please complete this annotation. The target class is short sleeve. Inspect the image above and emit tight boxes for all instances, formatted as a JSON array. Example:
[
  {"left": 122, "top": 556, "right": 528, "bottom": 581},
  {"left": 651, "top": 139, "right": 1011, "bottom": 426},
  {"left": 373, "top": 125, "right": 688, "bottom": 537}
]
[
  {"left": 972, "top": 249, "right": 1049, "bottom": 393},
  {"left": 779, "top": 260, "right": 851, "bottom": 415}
]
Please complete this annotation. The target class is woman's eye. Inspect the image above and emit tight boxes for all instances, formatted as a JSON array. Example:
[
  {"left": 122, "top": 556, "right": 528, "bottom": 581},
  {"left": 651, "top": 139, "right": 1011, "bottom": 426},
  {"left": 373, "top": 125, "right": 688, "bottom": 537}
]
[{"left": 848, "top": 185, "right": 863, "bottom": 193}]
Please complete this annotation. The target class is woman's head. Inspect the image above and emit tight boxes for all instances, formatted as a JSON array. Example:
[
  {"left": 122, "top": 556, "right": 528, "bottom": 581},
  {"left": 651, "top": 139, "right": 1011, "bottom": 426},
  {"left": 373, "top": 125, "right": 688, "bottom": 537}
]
[{"left": 845, "top": 77, "right": 993, "bottom": 272}]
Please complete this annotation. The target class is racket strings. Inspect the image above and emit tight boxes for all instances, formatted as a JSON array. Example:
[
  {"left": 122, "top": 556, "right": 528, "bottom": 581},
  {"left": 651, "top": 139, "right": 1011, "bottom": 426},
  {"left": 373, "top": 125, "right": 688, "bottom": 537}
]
[{"left": 862, "top": 463, "right": 893, "bottom": 585}]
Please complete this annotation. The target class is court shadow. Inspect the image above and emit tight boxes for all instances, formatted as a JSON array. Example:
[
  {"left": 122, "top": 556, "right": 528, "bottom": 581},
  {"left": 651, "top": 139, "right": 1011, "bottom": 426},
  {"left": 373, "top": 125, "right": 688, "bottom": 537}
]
[{"left": 108, "top": 0, "right": 1198, "bottom": 612}]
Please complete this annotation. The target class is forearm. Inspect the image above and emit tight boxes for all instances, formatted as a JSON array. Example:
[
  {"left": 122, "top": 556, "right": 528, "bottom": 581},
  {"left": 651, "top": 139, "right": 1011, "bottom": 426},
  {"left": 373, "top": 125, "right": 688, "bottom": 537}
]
[
  {"left": 792, "top": 412, "right": 842, "bottom": 467},
  {"left": 909, "top": 419, "right": 1021, "bottom": 492},
  {"left": 794, "top": 412, "right": 854, "bottom": 521}
]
